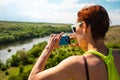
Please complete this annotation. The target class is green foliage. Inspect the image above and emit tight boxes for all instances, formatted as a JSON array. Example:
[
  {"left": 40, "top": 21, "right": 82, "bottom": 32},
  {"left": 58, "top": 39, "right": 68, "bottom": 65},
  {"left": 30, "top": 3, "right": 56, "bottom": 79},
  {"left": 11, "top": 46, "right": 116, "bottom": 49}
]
[
  {"left": 7, "top": 41, "right": 47, "bottom": 67},
  {"left": 27, "top": 41, "right": 47, "bottom": 58},
  {"left": 1, "top": 40, "right": 120, "bottom": 80},
  {"left": 105, "top": 26, "right": 120, "bottom": 47},
  {"left": 5, "top": 65, "right": 31, "bottom": 80},
  {"left": 2, "top": 41, "right": 84, "bottom": 80},
  {"left": 106, "top": 43, "right": 120, "bottom": 50},
  {"left": 19, "top": 65, "right": 24, "bottom": 73},
  {"left": 8, "top": 75, "right": 19, "bottom": 80},
  {"left": 0, "top": 60, "right": 3, "bottom": 69},
  {"left": 0, "top": 21, "right": 71, "bottom": 44},
  {"left": 18, "top": 72, "right": 28, "bottom": 80},
  {"left": 10, "top": 54, "right": 19, "bottom": 67},
  {"left": 45, "top": 45, "right": 84, "bottom": 69},
  {"left": 17, "top": 50, "right": 28, "bottom": 65},
  {"left": 5, "top": 71, "right": 9, "bottom": 75},
  {"left": 1, "top": 65, "right": 7, "bottom": 71},
  {"left": 0, "top": 60, "right": 8, "bottom": 71}
]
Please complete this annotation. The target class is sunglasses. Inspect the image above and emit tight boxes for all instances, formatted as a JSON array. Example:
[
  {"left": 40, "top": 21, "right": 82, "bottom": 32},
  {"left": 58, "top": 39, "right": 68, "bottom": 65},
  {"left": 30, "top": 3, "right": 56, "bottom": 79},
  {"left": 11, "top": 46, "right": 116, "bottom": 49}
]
[{"left": 71, "top": 22, "right": 82, "bottom": 33}]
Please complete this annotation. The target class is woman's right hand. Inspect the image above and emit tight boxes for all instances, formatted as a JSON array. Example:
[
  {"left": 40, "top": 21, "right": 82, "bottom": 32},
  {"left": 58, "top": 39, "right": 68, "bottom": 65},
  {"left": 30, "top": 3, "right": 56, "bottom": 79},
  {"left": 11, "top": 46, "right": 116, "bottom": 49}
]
[{"left": 68, "top": 33, "right": 79, "bottom": 47}]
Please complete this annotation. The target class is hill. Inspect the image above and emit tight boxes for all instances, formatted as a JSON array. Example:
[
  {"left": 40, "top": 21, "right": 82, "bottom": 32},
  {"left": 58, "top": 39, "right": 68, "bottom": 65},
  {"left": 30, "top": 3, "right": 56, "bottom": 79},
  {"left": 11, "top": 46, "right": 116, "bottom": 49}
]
[
  {"left": 105, "top": 25, "right": 120, "bottom": 48},
  {"left": 105, "top": 25, "right": 120, "bottom": 49}
]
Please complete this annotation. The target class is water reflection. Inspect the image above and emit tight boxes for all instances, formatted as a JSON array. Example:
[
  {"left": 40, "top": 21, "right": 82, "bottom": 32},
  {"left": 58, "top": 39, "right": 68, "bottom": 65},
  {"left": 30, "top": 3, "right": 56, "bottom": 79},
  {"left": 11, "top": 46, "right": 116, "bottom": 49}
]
[
  {"left": 0, "top": 36, "right": 49, "bottom": 62},
  {"left": 0, "top": 39, "right": 33, "bottom": 50}
]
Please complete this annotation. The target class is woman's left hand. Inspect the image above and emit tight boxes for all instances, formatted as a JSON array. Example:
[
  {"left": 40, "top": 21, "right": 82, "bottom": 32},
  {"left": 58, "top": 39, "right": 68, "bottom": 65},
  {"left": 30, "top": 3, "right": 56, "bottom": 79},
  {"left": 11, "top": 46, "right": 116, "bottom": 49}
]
[{"left": 46, "top": 32, "right": 64, "bottom": 50}]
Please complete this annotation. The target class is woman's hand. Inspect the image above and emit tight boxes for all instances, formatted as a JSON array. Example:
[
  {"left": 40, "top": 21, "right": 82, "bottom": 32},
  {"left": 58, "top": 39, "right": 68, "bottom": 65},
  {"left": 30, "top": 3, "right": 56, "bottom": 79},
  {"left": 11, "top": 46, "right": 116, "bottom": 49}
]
[
  {"left": 68, "top": 33, "right": 79, "bottom": 47},
  {"left": 46, "top": 32, "right": 64, "bottom": 50}
]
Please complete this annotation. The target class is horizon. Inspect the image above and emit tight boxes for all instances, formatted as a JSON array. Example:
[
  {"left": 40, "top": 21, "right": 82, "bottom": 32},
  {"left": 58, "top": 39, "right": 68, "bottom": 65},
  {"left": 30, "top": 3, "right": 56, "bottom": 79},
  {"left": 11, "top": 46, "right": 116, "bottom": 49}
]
[{"left": 0, "top": 0, "right": 120, "bottom": 25}]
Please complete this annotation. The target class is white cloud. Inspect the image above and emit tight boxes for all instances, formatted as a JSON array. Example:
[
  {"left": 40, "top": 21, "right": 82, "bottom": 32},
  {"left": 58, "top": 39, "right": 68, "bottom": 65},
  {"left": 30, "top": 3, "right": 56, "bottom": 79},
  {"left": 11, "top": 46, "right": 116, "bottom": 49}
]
[
  {"left": 109, "top": 9, "right": 120, "bottom": 25},
  {"left": 0, "top": 0, "right": 16, "bottom": 7},
  {"left": 0, "top": 0, "right": 95, "bottom": 23},
  {"left": 18, "top": 0, "right": 88, "bottom": 23},
  {"left": 0, "top": 0, "right": 120, "bottom": 25}
]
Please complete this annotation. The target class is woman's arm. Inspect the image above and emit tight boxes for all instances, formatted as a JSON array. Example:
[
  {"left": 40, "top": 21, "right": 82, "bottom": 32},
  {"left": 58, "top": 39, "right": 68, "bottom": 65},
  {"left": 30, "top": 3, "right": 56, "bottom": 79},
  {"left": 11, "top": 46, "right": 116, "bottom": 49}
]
[
  {"left": 28, "top": 32, "right": 84, "bottom": 80},
  {"left": 28, "top": 32, "right": 67, "bottom": 80}
]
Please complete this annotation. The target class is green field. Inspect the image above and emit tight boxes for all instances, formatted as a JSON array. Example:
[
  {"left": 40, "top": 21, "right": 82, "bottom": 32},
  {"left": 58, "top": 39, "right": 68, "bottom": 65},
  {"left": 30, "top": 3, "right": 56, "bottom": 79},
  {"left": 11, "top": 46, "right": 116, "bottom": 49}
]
[
  {"left": 0, "top": 21, "right": 71, "bottom": 45},
  {"left": 105, "top": 26, "right": 120, "bottom": 49}
]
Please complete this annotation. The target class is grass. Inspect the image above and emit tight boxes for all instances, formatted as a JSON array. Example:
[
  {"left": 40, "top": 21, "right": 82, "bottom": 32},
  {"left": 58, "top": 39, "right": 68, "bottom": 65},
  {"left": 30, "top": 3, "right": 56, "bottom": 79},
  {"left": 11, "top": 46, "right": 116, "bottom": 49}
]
[
  {"left": 0, "top": 65, "right": 33, "bottom": 80},
  {"left": 24, "top": 65, "right": 33, "bottom": 72},
  {"left": 105, "top": 26, "right": 120, "bottom": 45},
  {"left": 0, "top": 71, "right": 6, "bottom": 80}
]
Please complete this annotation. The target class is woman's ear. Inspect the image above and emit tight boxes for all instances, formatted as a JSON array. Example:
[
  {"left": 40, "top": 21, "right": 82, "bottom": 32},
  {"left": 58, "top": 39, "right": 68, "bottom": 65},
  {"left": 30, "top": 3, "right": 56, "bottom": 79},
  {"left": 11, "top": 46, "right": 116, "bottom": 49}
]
[{"left": 81, "top": 21, "right": 87, "bottom": 33}]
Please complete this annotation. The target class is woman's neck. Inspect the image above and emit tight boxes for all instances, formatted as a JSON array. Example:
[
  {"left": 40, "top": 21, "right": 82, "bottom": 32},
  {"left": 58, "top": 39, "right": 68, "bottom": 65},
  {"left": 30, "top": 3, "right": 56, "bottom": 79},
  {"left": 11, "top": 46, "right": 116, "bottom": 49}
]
[{"left": 87, "top": 39, "right": 108, "bottom": 55}]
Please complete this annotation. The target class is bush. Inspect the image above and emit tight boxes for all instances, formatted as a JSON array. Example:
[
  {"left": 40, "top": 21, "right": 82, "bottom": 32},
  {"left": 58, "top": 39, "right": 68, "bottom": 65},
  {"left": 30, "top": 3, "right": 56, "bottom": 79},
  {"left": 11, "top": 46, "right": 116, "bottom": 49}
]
[
  {"left": 8, "top": 75, "right": 19, "bottom": 80},
  {"left": 106, "top": 43, "right": 120, "bottom": 50},
  {"left": 45, "top": 45, "right": 84, "bottom": 69},
  {"left": 1, "top": 64, "right": 7, "bottom": 71},
  {"left": 10, "top": 54, "right": 19, "bottom": 67},
  {"left": 5, "top": 71, "right": 9, "bottom": 75},
  {"left": 19, "top": 65, "right": 24, "bottom": 73},
  {"left": 0, "top": 60, "right": 4, "bottom": 70},
  {"left": 18, "top": 72, "right": 29, "bottom": 80},
  {"left": 17, "top": 49, "right": 28, "bottom": 65}
]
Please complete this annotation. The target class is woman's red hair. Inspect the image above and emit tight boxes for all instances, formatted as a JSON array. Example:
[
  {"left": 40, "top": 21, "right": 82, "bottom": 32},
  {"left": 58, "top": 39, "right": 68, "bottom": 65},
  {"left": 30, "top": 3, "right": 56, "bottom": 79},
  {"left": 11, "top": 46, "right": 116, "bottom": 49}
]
[{"left": 77, "top": 5, "right": 110, "bottom": 41}]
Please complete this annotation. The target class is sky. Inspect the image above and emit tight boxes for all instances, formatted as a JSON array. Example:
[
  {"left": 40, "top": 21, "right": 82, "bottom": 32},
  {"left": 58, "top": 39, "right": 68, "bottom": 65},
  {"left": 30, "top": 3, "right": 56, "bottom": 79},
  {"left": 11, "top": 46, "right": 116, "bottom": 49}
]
[{"left": 0, "top": 0, "right": 120, "bottom": 25}]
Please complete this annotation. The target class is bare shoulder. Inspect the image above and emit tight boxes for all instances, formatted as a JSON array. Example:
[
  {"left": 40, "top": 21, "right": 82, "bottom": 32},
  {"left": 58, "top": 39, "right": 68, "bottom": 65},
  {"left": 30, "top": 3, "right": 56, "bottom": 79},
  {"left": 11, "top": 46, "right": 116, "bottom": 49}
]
[
  {"left": 57, "top": 55, "right": 84, "bottom": 67},
  {"left": 33, "top": 56, "right": 85, "bottom": 80},
  {"left": 56, "top": 55, "right": 86, "bottom": 80}
]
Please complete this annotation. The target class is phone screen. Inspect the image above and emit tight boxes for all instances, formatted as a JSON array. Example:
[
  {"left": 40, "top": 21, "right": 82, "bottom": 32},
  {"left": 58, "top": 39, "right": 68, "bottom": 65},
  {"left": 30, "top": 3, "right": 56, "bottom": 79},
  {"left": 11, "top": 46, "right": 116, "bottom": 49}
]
[{"left": 59, "top": 36, "right": 70, "bottom": 45}]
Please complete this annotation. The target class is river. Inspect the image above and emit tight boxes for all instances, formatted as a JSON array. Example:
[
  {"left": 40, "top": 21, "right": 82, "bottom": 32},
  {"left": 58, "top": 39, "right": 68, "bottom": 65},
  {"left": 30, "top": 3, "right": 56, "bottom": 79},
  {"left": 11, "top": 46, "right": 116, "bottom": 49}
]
[
  {"left": 0, "top": 36, "right": 50, "bottom": 63},
  {"left": 0, "top": 33, "right": 69, "bottom": 63}
]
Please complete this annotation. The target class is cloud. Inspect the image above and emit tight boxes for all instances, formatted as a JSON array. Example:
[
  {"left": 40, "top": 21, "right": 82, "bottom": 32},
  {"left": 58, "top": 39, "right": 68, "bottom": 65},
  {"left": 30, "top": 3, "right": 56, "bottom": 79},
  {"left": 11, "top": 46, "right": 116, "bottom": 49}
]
[
  {"left": 0, "top": 0, "right": 98, "bottom": 23},
  {"left": 108, "top": 9, "right": 120, "bottom": 25},
  {"left": 0, "top": 0, "right": 16, "bottom": 7},
  {"left": 16, "top": 0, "right": 88, "bottom": 23},
  {"left": 0, "top": 0, "right": 120, "bottom": 25},
  {"left": 0, "top": 0, "right": 79, "bottom": 23}
]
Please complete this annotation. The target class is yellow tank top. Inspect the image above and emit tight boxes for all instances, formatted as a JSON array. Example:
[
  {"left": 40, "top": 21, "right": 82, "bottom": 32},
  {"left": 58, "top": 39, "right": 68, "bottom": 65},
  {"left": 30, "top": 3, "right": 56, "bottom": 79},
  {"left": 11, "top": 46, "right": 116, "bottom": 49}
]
[{"left": 85, "top": 48, "right": 120, "bottom": 80}]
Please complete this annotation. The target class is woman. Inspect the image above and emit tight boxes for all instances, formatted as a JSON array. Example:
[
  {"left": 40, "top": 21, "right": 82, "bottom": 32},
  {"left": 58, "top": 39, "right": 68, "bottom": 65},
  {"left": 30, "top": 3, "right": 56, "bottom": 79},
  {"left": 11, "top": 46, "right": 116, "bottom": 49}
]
[{"left": 28, "top": 5, "right": 120, "bottom": 80}]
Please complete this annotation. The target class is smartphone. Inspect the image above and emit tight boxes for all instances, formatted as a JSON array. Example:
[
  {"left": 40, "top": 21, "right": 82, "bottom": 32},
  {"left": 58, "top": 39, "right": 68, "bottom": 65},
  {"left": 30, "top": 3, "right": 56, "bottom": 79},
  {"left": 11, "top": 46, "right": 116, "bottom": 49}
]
[{"left": 59, "top": 36, "right": 70, "bottom": 45}]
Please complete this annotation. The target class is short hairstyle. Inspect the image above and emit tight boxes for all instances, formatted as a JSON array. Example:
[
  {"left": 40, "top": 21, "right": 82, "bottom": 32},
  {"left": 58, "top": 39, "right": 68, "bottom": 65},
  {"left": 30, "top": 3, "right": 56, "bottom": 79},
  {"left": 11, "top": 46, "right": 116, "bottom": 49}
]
[{"left": 77, "top": 5, "right": 110, "bottom": 41}]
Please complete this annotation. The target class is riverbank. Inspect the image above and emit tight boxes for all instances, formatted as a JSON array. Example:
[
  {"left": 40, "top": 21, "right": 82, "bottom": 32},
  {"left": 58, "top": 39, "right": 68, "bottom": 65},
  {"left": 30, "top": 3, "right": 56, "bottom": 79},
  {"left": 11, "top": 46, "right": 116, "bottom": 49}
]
[
  {"left": 0, "top": 36, "right": 49, "bottom": 62},
  {"left": 0, "top": 21, "right": 72, "bottom": 45}
]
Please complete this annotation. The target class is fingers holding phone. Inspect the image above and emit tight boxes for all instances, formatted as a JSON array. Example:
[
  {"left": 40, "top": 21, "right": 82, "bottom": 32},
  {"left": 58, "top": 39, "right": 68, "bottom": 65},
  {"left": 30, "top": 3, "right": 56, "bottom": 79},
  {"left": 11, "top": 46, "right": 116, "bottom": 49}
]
[
  {"left": 68, "top": 33, "right": 79, "bottom": 47},
  {"left": 47, "top": 32, "right": 64, "bottom": 50},
  {"left": 59, "top": 33, "right": 79, "bottom": 47}
]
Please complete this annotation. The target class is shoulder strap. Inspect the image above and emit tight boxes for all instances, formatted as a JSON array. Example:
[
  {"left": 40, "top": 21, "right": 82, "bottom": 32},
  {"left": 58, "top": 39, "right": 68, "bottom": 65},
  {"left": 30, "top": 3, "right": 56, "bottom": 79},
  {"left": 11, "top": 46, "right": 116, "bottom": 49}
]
[
  {"left": 106, "top": 48, "right": 120, "bottom": 80},
  {"left": 85, "top": 50, "right": 106, "bottom": 61},
  {"left": 83, "top": 56, "right": 90, "bottom": 80},
  {"left": 85, "top": 48, "right": 120, "bottom": 80}
]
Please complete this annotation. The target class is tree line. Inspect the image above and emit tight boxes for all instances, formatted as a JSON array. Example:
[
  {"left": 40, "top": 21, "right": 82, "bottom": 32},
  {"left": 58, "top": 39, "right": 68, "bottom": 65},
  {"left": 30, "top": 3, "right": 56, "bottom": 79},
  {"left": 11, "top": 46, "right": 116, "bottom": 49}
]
[{"left": 0, "top": 21, "right": 71, "bottom": 44}]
